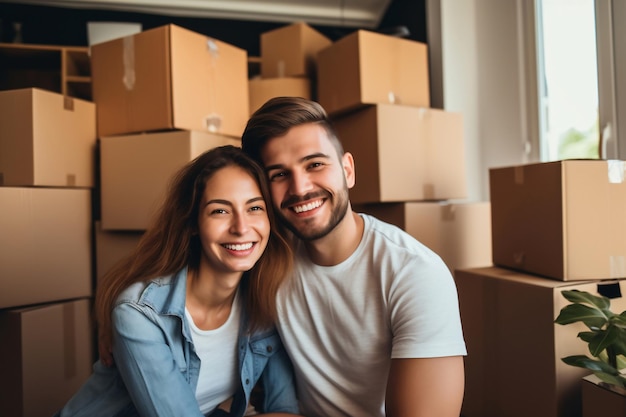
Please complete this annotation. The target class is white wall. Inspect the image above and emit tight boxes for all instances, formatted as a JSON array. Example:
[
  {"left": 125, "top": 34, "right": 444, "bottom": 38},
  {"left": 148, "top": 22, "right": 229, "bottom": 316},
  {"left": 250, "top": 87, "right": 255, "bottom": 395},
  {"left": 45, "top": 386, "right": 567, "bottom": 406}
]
[{"left": 432, "top": 0, "right": 536, "bottom": 201}]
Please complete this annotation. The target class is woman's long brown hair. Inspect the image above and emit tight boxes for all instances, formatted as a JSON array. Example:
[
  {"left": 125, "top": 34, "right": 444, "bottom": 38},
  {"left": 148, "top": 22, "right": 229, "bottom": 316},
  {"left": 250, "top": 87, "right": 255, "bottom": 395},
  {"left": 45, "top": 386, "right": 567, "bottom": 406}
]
[{"left": 95, "top": 145, "right": 293, "bottom": 351}]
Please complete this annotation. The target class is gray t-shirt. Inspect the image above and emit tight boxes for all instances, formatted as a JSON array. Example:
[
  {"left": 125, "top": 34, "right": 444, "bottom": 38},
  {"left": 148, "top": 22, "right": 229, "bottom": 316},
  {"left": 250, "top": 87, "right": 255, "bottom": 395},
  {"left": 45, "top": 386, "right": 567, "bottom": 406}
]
[{"left": 276, "top": 213, "right": 467, "bottom": 417}]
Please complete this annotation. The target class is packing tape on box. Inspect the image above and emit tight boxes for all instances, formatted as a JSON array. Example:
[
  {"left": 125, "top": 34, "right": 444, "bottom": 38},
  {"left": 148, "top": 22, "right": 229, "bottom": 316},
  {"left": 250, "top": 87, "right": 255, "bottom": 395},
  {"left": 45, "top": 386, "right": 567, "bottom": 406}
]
[
  {"left": 441, "top": 204, "right": 456, "bottom": 221},
  {"left": 610, "top": 256, "right": 626, "bottom": 279},
  {"left": 63, "top": 302, "right": 77, "bottom": 378},
  {"left": 122, "top": 36, "right": 136, "bottom": 91},
  {"left": 607, "top": 160, "right": 625, "bottom": 183},
  {"left": 204, "top": 38, "right": 222, "bottom": 133},
  {"left": 514, "top": 166, "right": 524, "bottom": 184},
  {"left": 63, "top": 96, "right": 74, "bottom": 111}
]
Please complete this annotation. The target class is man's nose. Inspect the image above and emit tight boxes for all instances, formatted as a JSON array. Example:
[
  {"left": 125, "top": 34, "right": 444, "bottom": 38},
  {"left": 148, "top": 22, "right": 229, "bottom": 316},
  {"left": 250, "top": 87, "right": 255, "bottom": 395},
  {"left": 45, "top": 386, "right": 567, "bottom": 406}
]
[{"left": 289, "top": 170, "right": 313, "bottom": 195}]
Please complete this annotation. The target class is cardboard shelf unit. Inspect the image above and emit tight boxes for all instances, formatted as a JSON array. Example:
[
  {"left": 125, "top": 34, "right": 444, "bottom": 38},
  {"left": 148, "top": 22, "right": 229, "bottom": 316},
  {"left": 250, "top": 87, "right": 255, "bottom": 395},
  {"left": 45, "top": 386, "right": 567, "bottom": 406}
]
[{"left": 0, "top": 43, "right": 92, "bottom": 100}]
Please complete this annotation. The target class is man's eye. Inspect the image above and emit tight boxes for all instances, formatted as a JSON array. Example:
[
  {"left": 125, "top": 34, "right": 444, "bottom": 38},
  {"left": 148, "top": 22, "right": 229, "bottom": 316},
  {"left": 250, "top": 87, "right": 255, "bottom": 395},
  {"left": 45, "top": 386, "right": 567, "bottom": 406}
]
[
  {"left": 269, "top": 171, "right": 287, "bottom": 181},
  {"left": 309, "top": 162, "right": 324, "bottom": 169}
]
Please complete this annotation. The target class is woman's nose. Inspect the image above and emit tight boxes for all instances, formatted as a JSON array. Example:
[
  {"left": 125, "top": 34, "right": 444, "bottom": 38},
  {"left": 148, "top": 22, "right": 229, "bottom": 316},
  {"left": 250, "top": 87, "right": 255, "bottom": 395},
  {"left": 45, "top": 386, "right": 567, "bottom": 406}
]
[{"left": 230, "top": 213, "right": 249, "bottom": 234}]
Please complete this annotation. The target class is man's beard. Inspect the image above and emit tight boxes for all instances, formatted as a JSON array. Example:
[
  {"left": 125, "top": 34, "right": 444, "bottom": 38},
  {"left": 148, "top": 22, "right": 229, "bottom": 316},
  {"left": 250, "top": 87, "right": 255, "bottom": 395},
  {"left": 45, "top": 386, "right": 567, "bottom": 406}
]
[{"left": 279, "top": 186, "right": 350, "bottom": 242}]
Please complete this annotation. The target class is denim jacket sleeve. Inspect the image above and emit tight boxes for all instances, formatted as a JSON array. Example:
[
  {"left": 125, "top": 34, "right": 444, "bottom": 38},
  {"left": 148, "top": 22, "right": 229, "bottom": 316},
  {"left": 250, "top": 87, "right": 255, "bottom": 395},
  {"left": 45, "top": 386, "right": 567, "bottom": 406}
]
[
  {"left": 112, "top": 302, "right": 204, "bottom": 417},
  {"left": 261, "top": 344, "right": 300, "bottom": 414}
]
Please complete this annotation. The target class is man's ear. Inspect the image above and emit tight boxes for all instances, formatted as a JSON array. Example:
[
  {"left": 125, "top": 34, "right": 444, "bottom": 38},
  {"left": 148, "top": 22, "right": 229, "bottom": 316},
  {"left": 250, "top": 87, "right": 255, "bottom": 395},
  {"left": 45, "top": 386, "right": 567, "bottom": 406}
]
[{"left": 342, "top": 152, "right": 356, "bottom": 189}]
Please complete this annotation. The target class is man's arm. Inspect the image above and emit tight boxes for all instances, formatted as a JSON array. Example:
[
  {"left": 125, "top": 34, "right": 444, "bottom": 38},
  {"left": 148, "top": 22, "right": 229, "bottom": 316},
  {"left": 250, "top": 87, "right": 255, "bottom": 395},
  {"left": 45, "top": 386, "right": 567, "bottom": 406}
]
[{"left": 385, "top": 356, "right": 465, "bottom": 417}]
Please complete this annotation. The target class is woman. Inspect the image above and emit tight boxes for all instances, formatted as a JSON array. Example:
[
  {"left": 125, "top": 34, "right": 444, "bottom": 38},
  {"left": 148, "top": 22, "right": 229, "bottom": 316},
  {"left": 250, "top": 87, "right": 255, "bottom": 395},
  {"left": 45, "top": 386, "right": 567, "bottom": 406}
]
[{"left": 55, "top": 145, "right": 300, "bottom": 417}]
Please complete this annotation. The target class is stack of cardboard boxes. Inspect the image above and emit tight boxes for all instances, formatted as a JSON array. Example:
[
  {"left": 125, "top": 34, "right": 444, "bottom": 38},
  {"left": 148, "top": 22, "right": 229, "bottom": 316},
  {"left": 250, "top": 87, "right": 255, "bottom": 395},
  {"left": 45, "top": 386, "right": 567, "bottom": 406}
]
[
  {"left": 0, "top": 20, "right": 498, "bottom": 416},
  {"left": 316, "top": 28, "right": 492, "bottom": 275},
  {"left": 457, "top": 160, "right": 626, "bottom": 417},
  {"left": 0, "top": 89, "right": 96, "bottom": 416},
  {"left": 248, "top": 22, "right": 329, "bottom": 114}
]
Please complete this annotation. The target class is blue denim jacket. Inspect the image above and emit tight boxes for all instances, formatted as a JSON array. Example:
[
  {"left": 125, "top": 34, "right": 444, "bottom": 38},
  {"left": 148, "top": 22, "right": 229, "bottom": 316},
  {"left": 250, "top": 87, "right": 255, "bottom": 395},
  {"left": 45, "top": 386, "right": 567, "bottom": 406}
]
[{"left": 54, "top": 267, "right": 299, "bottom": 417}]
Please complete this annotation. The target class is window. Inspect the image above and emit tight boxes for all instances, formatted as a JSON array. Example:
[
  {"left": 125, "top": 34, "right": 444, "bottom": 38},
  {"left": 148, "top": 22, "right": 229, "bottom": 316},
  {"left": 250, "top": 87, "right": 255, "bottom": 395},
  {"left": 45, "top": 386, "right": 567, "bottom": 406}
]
[{"left": 535, "top": 0, "right": 599, "bottom": 161}]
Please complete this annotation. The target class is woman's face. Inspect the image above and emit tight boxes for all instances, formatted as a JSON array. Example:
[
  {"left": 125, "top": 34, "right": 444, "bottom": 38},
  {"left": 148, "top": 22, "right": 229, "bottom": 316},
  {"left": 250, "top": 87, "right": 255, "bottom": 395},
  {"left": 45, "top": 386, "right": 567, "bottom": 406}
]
[{"left": 197, "top": 165, "right": 270, "bottom": 275}]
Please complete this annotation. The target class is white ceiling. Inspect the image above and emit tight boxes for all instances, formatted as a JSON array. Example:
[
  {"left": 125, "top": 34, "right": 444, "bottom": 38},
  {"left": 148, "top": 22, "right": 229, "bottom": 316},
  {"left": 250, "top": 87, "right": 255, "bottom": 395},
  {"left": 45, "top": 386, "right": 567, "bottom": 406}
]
[{"left": 8, "top": 0, "right": 393, "bottom": 28}]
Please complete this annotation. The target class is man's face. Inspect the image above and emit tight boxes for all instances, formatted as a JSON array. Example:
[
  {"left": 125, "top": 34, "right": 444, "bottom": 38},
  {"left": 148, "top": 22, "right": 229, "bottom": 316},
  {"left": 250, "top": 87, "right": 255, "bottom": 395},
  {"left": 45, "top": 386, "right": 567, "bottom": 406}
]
[{"left": 260, "top": 123, "right": 355, "bottom": 241}]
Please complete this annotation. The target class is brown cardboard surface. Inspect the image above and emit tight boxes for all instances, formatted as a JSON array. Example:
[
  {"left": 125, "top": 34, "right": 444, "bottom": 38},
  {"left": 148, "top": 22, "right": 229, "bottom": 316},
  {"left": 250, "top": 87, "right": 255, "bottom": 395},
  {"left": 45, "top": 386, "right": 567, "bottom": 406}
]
[
  {"left": 0, "top": 298, "right": 94, "bottom": 417},
  {"left": 490, "top": 160, "right": 626, "bottom": 281},
  {"left": 91, "top": 24, "right": 249, "bottom": 138},
  {"left": 317, "top": 30, "right": 430, "bottom": 116},
  {"left": 456, "top": 266, "right": 626, "bottom": 417},
  {"left": 334, "top": 104, "right": 466, "bottom": 203},
  {"left": 100, "top": 130, "right": 240, "bottom": 230},
  {"left": 260, "top": 21, "right": 331, "bottom": 78},
  {"left": 94, "top": 221, "right": 143, "bottom": 284},
  {"left": 248, "top": 76, "right": 311, "bottom": 115},
  {"left": 582, "top": 375, "right": 626, "bottom": 417},
  {"left": 0, "top": 88, "right": 96, "bottom": 187},
  {"left": 0, "top": 187, "right": 93, "bottom": 309},
  {"left": 353, "top": 201, "right": 492, "bottom": 274}
]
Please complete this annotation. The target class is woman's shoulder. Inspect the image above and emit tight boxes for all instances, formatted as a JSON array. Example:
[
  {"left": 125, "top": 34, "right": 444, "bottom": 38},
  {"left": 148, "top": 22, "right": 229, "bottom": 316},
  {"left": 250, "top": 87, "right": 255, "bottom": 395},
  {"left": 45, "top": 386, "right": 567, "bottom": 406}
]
[{"left": 115, "top": 270, "right": 183, "bottom": 307}]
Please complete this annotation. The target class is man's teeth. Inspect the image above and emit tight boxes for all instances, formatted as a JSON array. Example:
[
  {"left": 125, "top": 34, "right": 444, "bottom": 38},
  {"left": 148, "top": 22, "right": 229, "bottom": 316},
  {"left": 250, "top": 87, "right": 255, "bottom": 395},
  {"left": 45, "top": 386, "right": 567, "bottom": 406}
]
[
  {"left": 293, "top": 200, "right": 322, "bottom": 213},
  {"left": 224, "top": 243, "right": 253, "bottom": 251}
]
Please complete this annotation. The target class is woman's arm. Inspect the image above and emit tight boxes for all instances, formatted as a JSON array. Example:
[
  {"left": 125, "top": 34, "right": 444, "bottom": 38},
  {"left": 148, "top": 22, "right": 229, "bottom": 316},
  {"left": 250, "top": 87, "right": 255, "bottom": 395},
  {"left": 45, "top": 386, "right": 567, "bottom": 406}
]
[{"left": 112, "top": 303, "right": 205, "bottom": 417}]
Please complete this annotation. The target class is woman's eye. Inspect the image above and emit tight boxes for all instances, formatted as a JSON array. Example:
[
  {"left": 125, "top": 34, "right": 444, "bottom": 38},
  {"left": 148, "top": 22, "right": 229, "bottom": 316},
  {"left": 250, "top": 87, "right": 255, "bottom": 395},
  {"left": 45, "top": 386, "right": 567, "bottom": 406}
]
[
  {"left": 210, "top": 208, "right": 228, "bottom": 215},
  {"left": 250, "top": 205, "right": 265, "bottom": 212}
]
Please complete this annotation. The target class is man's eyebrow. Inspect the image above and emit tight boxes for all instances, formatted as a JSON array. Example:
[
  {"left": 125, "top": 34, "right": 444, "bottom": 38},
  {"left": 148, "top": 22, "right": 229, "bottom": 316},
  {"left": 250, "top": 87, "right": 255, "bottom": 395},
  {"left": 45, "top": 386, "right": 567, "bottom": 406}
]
[{"left": 265, "top": 153, "right": 331, "bottom": 171}]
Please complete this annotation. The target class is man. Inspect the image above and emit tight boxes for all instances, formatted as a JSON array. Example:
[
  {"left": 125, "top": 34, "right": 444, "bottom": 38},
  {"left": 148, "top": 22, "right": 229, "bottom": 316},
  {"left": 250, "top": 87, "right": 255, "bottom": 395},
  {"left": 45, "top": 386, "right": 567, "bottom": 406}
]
[{"left": 241, "top": 97, "right": 467, "bottom": 417}]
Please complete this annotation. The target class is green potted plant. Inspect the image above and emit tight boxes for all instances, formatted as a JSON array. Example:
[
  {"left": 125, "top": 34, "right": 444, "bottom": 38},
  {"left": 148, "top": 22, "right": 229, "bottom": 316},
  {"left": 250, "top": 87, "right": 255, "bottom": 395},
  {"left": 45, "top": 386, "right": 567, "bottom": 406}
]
[{"left": 555, "top": 289, "right": 626, "bottom": 416}]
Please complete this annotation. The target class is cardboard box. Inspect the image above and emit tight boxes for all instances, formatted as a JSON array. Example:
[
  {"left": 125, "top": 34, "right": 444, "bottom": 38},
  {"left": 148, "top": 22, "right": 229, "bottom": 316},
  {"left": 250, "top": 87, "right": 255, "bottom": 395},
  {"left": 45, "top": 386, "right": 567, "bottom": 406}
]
[
  {"left": 100, "top": 130, "right": 240, "bottom": 230},
  {"left": 334, "top": 104, "right": 466, "bottom": 203},
  {"left": 249, "top": 76, "right": 311, "bottom": 115},
  {"left": 0, "top": 187, "right": 93, "bottom": 309},
  {"left": 456, "top": 266, "right": 626, "bottom": 417},
  {"left": 94, "top": 221, "right": 143, "bottom": 284},
  {"left": 260, "top": 21, "right": 332, "bottom": 78},
  {"left": 91, "top": 24, "right": 249, "bottom": 138},
  {"left": 0, "top": 298, "right": 94, "bottom": 417},
  {"left": 582, "top": 374, "right": 626, "bottom": 417},
  {"left": 353, "top": 201, "right": 492, "bottom": 274},
  {"left": 490, "top": 160, "right": 626, "bottom": 281},
  {"left": 317, "top": 29, "right": 430, "bottom": 116},
  {"left": 0, "top": 88, "right": 96, "bottom": 187}
]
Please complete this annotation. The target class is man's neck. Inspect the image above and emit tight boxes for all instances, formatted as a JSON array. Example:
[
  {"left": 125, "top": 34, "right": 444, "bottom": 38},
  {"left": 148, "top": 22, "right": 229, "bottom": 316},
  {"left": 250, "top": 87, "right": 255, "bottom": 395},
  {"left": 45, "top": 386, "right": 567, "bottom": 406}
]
[{"left": 303, "top": 208, "right": 364, "bottom": 266}]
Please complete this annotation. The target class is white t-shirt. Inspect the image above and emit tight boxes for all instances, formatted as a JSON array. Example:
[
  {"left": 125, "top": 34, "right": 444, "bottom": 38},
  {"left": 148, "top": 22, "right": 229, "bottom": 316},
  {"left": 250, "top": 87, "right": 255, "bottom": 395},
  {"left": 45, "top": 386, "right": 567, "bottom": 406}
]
[
  {"left": 275, "top": 214, "right": 467, "bottom": 417},
  {"left": 185, "top": 292, "right": 241, "bottom": 415}
]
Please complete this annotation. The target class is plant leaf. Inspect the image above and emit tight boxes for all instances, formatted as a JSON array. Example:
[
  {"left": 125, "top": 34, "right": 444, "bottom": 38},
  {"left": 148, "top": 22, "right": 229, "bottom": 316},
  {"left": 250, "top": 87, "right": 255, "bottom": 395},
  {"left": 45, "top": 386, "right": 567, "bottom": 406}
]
[
  {"left": 560, "top": 290, "right": 610, "bottom": 310},
  {"left": 562, "top": 355, "right": 620, "bottom": 374},
  {"left": 593, "top": 371, "right": 626, "bottom": 389},
  {"left": 555, "top": 304, "right": 608, "bottom": 328},
  {"left": 588, "top": 328, "right": 618, "bottom": 357}
]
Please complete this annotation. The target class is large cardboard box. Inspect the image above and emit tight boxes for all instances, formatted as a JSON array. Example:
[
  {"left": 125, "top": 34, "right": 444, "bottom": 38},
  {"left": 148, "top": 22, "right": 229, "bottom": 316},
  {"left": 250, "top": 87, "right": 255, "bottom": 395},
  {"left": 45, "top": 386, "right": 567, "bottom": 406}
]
[
  {"left": 317, "top": 29, "right": 430, "bottom": 116},
  {"left": 0, "top": 298, "right": 94, "bottom": 417},
  {"left": 248, "top": 76, "right": 311, "bottom": 115},
  {"left": 582, "top": 374, "right": 626, "bottom": 417},
  {"left": 490, "top": 160, "right": 626, "bottom": 281},
  {"left": 0, "top": 187, "right": 93, "bottom": 309},
  {"left": 334, "top": 104, "right": 466, "bottom": 203},
  {"left": 456, "top": 266, "right": 626, "bottom": 417},
  {"left": 0, "top": 88, "right": 96, "bottom": 187},
  {"left": 94, "top": 221, "right": 143, "bottom": 284},
  {"left": 100, "top": 130, "right": 240, "bottom": 230},
  {"left": 91, "top": 24, "right": 249, "bottom": 138},
  {"left": 353, "top": 201, "right": 492, "bottom": 274},
  {"left": 260, "top": 21, "right": 331, "bottom": 78}
]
